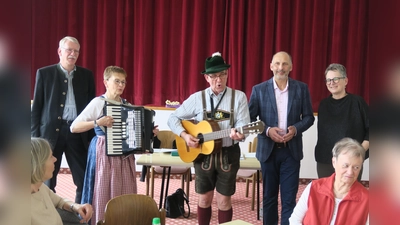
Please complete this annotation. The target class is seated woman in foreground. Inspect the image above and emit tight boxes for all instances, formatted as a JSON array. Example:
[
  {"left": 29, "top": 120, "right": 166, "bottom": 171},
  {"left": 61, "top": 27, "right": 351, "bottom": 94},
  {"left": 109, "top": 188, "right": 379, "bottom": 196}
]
[
  {"left": 31, "top": 137, "right": 93, "bottom": 225},
  {"left": 289, "top": 137, "right": 369, "bottom": 225}
]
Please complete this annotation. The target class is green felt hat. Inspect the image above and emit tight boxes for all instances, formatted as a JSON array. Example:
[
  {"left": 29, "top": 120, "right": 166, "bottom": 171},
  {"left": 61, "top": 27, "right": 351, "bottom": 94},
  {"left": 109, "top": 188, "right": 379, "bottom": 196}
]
[{"left": 201, "top": 52, "right": 231, "bottom": 74}]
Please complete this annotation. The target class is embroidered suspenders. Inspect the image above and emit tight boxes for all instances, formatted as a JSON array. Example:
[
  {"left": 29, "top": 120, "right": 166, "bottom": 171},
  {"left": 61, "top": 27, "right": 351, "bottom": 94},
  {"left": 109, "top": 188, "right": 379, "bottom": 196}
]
[{"left": 201, "top": 89, "right": 236, "bottom": 145}]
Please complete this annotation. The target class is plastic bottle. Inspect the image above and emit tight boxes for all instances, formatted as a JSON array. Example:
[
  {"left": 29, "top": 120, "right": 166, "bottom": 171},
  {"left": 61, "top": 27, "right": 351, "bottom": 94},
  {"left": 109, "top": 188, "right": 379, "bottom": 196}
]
[{"left": 152, "top": 217, "right": 161, "bottom": 225}]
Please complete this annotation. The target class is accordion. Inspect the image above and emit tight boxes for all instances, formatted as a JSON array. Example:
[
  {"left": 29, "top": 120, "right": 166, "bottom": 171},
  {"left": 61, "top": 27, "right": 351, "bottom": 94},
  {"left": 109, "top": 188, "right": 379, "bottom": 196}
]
[{"left": 104, "top": 101, "right": 155, "bottom": 156}]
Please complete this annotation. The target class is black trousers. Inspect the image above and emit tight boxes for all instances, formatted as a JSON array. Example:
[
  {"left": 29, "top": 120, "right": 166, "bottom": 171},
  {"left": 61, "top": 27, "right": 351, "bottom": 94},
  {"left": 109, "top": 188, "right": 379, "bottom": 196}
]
[{"left": 45, "top": 122, "right": 88, "bottom": 203}]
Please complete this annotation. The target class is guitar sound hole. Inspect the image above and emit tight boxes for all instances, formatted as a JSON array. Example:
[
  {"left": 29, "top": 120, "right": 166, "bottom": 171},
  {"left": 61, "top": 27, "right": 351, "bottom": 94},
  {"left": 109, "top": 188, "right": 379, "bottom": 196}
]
[{"left": 197, "top": 133, "right": 204, "bottom": 144}]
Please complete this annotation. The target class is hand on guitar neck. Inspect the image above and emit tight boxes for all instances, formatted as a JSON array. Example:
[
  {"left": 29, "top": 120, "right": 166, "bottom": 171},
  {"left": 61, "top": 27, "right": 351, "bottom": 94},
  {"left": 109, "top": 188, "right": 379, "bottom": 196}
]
[
  {"left": 180, "top": 127, "right": 244, "bottom": 148},
  {"left": 229, "top": 128, "right": 246, "bottom": 141},
  {"left": 176, "top": 120, "right": 265, "bottom": 162}
]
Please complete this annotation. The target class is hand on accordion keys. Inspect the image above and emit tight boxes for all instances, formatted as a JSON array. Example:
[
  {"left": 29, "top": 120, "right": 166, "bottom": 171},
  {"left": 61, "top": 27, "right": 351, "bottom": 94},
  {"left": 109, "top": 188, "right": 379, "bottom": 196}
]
[{"left": 97, "top": 116, "right": 114, "bottom": 127}]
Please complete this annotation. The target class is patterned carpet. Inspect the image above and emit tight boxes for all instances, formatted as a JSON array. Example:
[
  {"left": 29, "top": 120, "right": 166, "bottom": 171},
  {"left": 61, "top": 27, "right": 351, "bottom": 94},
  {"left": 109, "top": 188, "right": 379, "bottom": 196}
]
[{"left": 56, "top": 169, "right": 312, "bottom": 225}]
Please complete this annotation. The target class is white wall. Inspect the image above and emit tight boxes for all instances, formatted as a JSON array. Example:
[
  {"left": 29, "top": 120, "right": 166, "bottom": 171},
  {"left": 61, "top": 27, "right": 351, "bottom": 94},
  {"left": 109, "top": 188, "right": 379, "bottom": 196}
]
[{"left": 61, "top": 108, "right": 369, "bottom": 181}]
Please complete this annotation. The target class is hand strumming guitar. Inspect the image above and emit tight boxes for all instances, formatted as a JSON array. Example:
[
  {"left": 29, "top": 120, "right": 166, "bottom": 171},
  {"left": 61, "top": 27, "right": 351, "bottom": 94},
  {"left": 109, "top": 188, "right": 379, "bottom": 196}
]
[{"left": 180, "top": 131, "right": 200, "bottom": 148}]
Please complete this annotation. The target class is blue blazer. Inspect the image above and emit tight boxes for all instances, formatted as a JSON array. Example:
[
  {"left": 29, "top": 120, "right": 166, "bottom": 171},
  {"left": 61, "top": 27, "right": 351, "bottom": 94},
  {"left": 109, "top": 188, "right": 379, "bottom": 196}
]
[{"left": 249, "top": 77, "right": 314, "bottom": 162}]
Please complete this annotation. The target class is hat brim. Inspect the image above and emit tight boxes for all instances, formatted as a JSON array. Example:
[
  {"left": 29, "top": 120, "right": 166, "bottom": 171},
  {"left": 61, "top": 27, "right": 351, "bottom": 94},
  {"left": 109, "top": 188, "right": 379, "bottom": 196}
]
[{"left": 201, "top": 64, "right": 231, "bottom": 74}]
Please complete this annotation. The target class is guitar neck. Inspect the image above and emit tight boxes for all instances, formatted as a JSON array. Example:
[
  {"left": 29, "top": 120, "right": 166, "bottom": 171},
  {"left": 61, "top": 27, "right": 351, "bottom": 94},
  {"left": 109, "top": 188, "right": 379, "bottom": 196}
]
[{"left": 202, "top": 127, "right": 243, "bottom": 142}]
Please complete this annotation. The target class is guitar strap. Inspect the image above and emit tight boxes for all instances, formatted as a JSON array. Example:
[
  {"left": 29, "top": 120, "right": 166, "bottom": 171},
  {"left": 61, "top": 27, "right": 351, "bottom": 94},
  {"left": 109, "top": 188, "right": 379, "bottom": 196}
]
[
  {"left": 201, "top": 90, "right": 208, "bottom": 120},
  {"left": 209, "top": 89, "right": 227, "bottom": 120},
  {"left": 201, "top": 89, "right": 236, "bottom": 146}
]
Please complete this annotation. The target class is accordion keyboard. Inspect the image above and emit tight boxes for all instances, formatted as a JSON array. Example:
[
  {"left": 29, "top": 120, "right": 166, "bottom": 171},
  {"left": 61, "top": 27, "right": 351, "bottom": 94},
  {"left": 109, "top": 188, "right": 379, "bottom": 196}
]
[{"left": 104, "top": 103, "right": 154, "bottom": 156}]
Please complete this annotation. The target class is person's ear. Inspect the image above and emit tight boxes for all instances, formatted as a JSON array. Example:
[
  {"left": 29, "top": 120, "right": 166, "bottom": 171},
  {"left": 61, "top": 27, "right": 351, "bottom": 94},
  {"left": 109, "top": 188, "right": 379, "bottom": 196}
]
[
  {"left": 103, "top": 79, "right": 108, "bottom": 88},
  {"left": 332, "top": 157, "right": 336, "bottom": 167}
]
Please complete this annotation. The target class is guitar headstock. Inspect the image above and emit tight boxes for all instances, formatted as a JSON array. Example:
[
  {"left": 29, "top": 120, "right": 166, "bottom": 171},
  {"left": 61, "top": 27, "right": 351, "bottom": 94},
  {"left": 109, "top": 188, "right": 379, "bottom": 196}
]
[{"left": 241, "top": 120, "right": 265, "bottom": 135}]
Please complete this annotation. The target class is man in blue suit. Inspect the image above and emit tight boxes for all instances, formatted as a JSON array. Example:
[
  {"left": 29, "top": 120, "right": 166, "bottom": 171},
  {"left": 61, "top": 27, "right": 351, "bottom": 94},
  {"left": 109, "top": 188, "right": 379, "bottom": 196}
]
[{"left": 249, "top": 51, "right": 314, "bottom": 225}]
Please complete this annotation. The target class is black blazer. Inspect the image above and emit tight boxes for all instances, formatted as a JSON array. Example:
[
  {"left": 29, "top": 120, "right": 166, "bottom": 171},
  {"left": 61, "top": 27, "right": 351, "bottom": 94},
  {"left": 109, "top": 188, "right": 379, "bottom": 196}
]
[{"left": 31, "top": 64, "right": 96, "bottom": 149}]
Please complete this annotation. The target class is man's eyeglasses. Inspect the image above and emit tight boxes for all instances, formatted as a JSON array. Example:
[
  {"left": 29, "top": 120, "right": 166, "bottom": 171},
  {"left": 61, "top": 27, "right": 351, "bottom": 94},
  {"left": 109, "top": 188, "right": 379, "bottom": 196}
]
[
  {"left": 110, "top": 79, "right": 126, "bottom": 86},
  {"left": 62, "top": 47, "right": 80, "bottom": 54},
  {"left": 325, "top": 77, "right": 345, "bottom": 84},
  {"left": 208, "top": 71, "right": 227, "bottom": 80}
]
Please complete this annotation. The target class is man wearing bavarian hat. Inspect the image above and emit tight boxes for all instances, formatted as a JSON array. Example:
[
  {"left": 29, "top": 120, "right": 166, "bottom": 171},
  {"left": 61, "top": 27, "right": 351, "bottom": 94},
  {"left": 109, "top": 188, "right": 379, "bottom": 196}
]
[{"left": 168, "top": 52, "right": 251, "bottom": 224}]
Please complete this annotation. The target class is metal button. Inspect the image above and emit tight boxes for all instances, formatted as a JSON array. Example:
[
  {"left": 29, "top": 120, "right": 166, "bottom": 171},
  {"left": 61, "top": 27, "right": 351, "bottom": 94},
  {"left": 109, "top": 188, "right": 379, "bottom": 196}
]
[{"left": 60, "top": 104, "right": 64, "bottom": 107}]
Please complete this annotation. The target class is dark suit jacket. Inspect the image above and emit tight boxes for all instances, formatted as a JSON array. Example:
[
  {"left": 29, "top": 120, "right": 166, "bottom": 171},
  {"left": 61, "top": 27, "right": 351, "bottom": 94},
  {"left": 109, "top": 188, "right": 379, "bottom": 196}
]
[
  {"left": 31, "top": 64, "right": 96, "bottom": 149},
  {"left": 249, "top": 77, "right": 315, "bottom": 162}
]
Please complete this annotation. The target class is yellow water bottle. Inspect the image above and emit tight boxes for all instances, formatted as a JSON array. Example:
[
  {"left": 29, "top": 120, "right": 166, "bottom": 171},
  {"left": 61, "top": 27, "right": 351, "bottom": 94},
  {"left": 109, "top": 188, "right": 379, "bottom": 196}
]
[{"left": 152, "top": 217, "right": 161, "bottom": 225}]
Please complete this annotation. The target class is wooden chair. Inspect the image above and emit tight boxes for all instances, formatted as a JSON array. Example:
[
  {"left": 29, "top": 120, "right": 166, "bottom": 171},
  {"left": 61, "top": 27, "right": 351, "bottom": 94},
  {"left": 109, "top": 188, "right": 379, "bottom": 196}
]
[
  {"left": 146, "top": 130, "right": 191, "bottom": 199},
  {"left": 236, "top": 136, "right": 259, "bottom": 210},
  {"left": 96, "top": 194, "right": 166, "bottom": 225}
]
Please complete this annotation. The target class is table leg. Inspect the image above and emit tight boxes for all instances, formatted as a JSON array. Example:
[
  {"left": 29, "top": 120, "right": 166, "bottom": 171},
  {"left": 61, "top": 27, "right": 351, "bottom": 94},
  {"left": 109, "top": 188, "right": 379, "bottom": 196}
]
[
  {"left": 159, "top": 167, "right": 166, "bottom": 209},
  {"left": 145, "top": 166, "right": 150, "bottom": 196},
  {"left": 163, "top": 167, "right": 171, "bottom": 208},
  {"left": 158, "top": 166, "right": 172, "bottom": 209}
]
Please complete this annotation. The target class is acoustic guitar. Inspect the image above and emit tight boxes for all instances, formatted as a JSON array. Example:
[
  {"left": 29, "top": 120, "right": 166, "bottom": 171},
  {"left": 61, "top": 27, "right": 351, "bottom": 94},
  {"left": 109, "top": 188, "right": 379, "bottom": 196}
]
[{"left": 175, "top": 120, "right": 265, "bottom": 162}]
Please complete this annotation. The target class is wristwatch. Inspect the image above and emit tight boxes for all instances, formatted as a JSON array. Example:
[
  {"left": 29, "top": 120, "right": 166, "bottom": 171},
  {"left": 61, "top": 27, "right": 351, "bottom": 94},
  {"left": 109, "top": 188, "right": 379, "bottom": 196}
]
[{"left": 94, "top": 120, "right": 98, "bottom": 127}]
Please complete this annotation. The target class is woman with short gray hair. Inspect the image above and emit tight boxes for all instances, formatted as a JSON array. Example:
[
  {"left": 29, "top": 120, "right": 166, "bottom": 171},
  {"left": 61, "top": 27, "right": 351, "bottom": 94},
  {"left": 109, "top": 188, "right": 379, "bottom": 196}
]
[
  {"left": 315, "top": 63, "right": 369, "bottom": 180},
  {"left": 289, "top": 138, "right": 369, "bottom": 224}
]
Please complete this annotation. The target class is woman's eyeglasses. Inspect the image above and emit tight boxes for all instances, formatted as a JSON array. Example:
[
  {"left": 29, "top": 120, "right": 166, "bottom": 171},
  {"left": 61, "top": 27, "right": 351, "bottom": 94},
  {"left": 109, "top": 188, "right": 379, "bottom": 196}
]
[{"left": 325, "top": 77, "right": 345, "bottom": 84}]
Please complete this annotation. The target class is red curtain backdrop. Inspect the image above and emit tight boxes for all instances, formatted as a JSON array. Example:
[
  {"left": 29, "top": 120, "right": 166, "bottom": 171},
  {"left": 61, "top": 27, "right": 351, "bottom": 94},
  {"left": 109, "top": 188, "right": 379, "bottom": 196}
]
[{"left": 31, "top": 0, "right": 369, "bottom": 111}]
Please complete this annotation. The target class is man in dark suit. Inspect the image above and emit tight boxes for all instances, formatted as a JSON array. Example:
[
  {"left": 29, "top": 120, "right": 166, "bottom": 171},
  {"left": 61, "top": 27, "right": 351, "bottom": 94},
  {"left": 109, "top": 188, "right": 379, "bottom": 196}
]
[
  {"left": 31, "top": 36, "right": 95, "bottom": 203},
  {"left": 248, "top": 51, "right": 314, "bottom": 225}
]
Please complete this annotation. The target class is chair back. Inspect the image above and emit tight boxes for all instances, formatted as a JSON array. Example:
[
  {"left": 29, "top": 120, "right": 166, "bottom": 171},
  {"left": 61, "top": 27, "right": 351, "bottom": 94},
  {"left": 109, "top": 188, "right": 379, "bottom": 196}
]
[
  {"left": 157, "top": 130, "right": 176, "bottom": 148},
  {"left": 97, "top": 194, "right": 166, "bottom": 225}
]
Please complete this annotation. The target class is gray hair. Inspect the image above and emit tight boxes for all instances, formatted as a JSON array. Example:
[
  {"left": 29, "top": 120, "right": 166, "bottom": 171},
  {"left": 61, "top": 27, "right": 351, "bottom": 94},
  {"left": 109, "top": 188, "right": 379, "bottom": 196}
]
[
  {"left": 31, "top": 137, "right": 52, "bottom": 184},
  {"left": 103, "top": 65, "right": 127, "bottom": 80},
  {"left": 59, "top": 36, "right": 80, "bottom": 48},
  {"left": 325, "top": 63, "right": 347, "bottom": 78},
  {"left": 332, "top": 137, "right": 365, "bottom": 161}
]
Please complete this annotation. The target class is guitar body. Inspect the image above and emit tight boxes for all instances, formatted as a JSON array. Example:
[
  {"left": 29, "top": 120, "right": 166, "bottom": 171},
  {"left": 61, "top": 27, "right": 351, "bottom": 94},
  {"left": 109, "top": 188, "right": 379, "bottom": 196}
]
[
  {"left": 175, "top": 119, "right": 265, "bottom": 163},
  {"left": 175, "top": 120, "right": 222, "bottom": 163}
]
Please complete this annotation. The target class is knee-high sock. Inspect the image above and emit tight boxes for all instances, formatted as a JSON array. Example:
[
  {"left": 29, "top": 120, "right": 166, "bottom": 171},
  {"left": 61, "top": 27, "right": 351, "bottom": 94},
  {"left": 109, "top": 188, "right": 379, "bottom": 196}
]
[
  {"left": 197, "top": 206, "right": 212, "bottom": 225},
  {"left": 218, "top": 207, "right": 233, "bottom": 223}
]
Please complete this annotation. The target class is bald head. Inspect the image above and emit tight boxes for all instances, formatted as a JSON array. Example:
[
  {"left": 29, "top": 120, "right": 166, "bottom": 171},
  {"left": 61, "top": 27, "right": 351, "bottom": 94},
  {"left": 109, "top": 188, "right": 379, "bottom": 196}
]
[
  {"left": 270, "top": 51, "right": 293, "bottom": 80},
  {"left": 271, "top": 51, "right": 292, "bottom": 65}
]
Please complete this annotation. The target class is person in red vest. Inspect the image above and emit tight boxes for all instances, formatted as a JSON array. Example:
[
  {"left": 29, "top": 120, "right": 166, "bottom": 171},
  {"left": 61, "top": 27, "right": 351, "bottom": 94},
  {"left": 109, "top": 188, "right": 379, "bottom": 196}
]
[{"left": 289, "top": 138, "right": 369, "bottom": 225}]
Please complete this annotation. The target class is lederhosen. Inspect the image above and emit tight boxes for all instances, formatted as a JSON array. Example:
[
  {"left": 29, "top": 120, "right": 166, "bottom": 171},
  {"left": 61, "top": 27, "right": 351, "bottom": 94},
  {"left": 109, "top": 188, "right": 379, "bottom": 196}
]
[{"left": 194, "top": 89, "right": 241, "bottom": 196}]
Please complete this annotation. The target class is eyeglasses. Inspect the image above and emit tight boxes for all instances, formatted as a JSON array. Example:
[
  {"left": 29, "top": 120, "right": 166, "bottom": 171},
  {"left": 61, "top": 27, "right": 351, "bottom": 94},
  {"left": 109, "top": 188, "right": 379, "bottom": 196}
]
[
  {"left": 61, "top": 47, "right": 80, "bottom": 54},
  {"left": 325, "top": 77, "right": 345, "bottom": 84},
  {"left": 110, "top": 79, "right": 126, "bottom": 86},
  {"left": 208, "top": 71, "right": 227, "bottom": 80}
]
